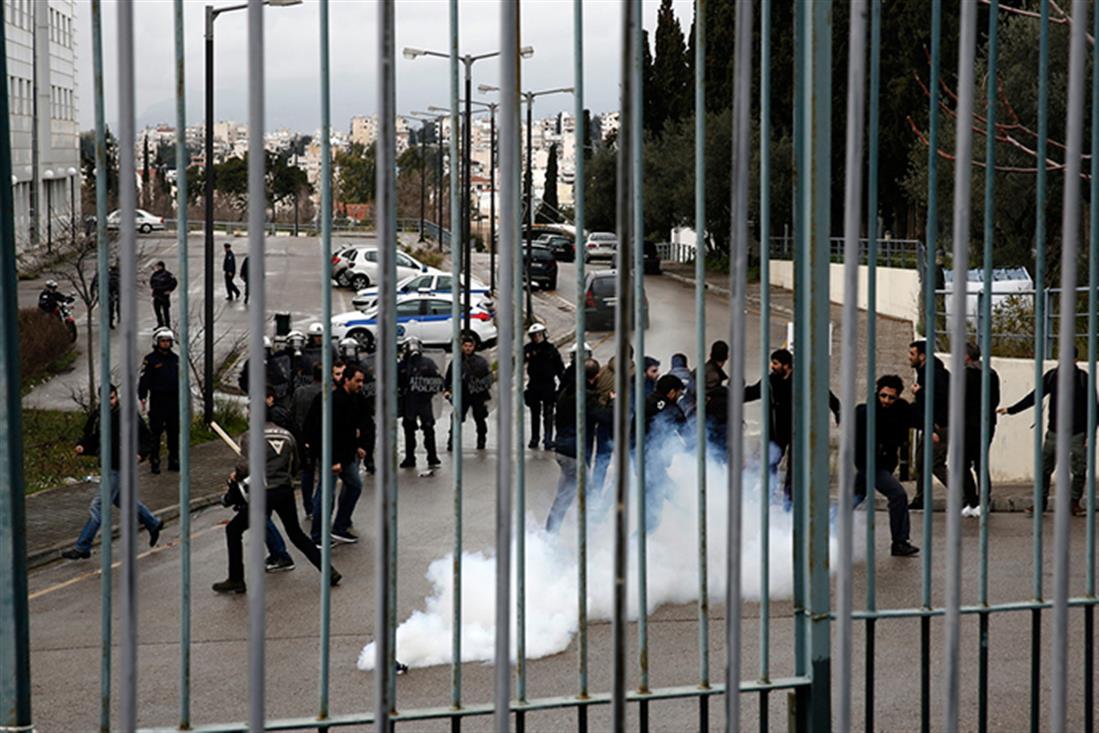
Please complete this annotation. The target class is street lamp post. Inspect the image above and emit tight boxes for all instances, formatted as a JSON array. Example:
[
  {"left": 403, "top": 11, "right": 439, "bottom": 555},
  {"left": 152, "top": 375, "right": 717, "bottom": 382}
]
[
  {"left": 67, "top": 167, "right": 77, "bottom": 246},
  {"left": 43, "top": 169, "right": 54, "bottom": 253},
  {"left": 407, "top": 45, "right": 532, "bottom": 329},
  {"left": 411, "top": 111, "right": 449, "bottom": 248},
  {"left": 202, "top": 0, "right": 301, "bottom": 423},
  {"left": 292, "top": 133, "right": 299, "bottom": 236},
  {"left": 482, "top": 85, "right": 573, "bottom": 319}
]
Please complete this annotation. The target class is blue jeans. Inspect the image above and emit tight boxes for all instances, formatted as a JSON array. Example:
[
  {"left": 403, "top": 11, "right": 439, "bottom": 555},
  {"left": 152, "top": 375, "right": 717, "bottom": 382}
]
[
  {"left": 300, "top": 462, "right": 317, "bottom": 515},
  {"left": 310, "top": 458, "right": 363, "bottom": 541},
  {"left": 74, "top": 470, "right": 160, "bottom": 553}
]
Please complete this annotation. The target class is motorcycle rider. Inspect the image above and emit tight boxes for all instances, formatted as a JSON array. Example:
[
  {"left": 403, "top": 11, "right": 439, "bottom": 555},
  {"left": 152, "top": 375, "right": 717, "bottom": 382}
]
[
  {"left": 149, "top": 260, "right": 178, "bottom": 329},
  {"left": 444, "top": 334, "right": 493, "bottom": 451},
  {"left": 37, "top": 279, "right": 73, "bottom": 317},
  {"left": 398, "top": 336, "right": 443, "bottom": 469},
  {"left": 138, "top": 327, "right": 182, "bottom": 474},
  {"left": 523, "top": 323, "right": 565, "bottom": 450}
]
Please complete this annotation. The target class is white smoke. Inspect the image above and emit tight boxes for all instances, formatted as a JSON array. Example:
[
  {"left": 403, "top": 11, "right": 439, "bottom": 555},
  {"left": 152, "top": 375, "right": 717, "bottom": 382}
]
[{"left": 358, "top": 444, "right": 865, "bottom": 671}]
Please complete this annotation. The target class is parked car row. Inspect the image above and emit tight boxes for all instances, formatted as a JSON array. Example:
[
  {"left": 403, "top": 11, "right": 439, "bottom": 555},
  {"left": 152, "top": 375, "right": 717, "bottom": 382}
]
[{"left": 331, "top": 246, "right": 433, "bottom": 289}]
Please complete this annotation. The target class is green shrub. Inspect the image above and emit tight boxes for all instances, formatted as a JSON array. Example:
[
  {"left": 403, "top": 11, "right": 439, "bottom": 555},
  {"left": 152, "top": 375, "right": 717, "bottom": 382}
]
[{"left": 19, "top": 308, "right": 75, "bottom": 391}]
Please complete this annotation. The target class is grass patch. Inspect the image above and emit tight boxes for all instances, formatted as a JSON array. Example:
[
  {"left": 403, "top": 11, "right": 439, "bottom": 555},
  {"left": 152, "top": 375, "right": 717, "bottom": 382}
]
[
  {"left": 190, "top": 398, "right": 248, "bottom": 446},
  {"left": 22, "top": 409, "right": 92, "bottom": 494},
  {"left": 19, "top": 308, "right": 76, "bottom": 395}
]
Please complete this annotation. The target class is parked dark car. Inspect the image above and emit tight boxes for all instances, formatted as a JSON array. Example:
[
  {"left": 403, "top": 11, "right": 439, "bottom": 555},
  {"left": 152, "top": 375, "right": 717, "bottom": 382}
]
[
  {"left": 523, "top": 244, "right": 559, "bottom": 290},
  {"left": 583, "top": 270, "right": 649, "bottom": 331},
  {"left": 542, "top": 234, "right": 576, "bottom": 262}
]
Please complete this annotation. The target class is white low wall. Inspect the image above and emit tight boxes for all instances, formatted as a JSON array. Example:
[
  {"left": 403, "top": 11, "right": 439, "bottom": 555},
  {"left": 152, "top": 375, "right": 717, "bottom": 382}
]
[{"left": 769, "top": 261, "right": 921, "bottom": 323}]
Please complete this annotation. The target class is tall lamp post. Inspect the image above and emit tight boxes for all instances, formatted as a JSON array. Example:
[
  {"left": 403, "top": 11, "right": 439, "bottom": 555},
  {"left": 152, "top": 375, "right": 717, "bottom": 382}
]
[
  {"left": 43, "top": 169, "right": 54, "bottom": 253},
  {"left": 482, "top": 85, "right": 574, "bottom": 318},
  {"left": 67, "top": 167, "right": 77, "bottom": 246},
  {"left": 202, "top": 0, "right": 301, "bottom": 423},
  {"left": 432, "top": 99, "right": 498, "bottom": 292},
  {"left": 407, "top": 115, "right": 432, "bottom": 242},
  {"left": 405, "top": 45, "right": 533, "bottom": 329}
]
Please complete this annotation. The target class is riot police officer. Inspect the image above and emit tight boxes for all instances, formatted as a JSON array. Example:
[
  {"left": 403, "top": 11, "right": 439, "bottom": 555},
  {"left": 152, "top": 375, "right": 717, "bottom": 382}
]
[
  {"left": 523, "top": 323, "right": 564, "bottom": 450},
  {"left": 301, "top": 322, "right": 337, "bottom": 385},
  {"left": 284, "top": 330, "right": 308, "bottom": 389},
  {"left": 138, "top": 327, "right": 181, "bottom": 474},
  {"left": 398, "top": 336, "right": 443, "bottom": 468},
  {"left": 238, "top": 336, "right": 293, "bottom": 409},
  {"left": 445, "top": 334, "right": 493, "bottom": 451}
]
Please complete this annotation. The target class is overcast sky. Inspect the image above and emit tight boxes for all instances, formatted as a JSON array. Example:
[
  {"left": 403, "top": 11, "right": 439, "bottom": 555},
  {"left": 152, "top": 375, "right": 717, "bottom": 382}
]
[{"left": 77, "top": 0, "right": 695, "bottom": 135}]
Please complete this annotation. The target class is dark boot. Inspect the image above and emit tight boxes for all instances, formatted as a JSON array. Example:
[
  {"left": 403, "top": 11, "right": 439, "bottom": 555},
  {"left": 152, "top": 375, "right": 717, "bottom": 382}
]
[
  {"left": 477, "top": 431, "right": 487, "bottom": 450},
  {"left": 401, "top": 427, "right": 417, "bottom": 468},
  {"left": 424, "top": 430, "right": 441, "bottom": 467}
]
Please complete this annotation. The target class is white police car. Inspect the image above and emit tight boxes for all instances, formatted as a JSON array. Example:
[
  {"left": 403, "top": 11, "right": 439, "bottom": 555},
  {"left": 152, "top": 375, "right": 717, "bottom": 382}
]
[
  {"left": 351, "top": 272, "right": 492, "bottom": 312},
  {"left": 332, "top": 292, "right": 497, "bottom": 353}
]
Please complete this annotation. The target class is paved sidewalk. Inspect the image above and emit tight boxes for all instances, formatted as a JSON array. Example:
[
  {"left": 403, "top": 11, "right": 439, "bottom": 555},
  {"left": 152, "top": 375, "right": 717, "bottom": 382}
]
[{"left": 26, "top": 438, "right": 238, "bottom": 569}]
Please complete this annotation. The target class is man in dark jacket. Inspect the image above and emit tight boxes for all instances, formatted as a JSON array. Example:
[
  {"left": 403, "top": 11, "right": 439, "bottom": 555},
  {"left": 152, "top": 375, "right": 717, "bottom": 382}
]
[
  {"left": 240, "top": 256, "right": 250, "bottom": 305},
  {"left": 149, "top": 260, "right": 177, "bottom": 328},
  {"left": 399, "top": 336, "right": 444, "bottom": 468},
  {"left": 642, "top": 356, "right": 660, "bottom": 398},
  {"left": 445, "top": 335, "right": 493, "bottom": 451},
  {"left": 999, "top": 346, "right": 1097, "bottom": 514},
  {"left": 306, "top": 363, "right": 368, "bottom": 544},
  {"left": 292, "top": 363, "right": 325, "bottom": 515},
  {"left": 853, "top": 374, "right": 919, "bottom": 557},
  {"left": 961, "top": 342, "right": 1001, "bottom": 515},
  {"left": 223, "top": 242, "right": 241, "bottom": 301},
  {"left": 138, "top": 327, "right": 181, "bottom": 474},
  {"left": 667, "top": 353, "right": 695, "bottom": 416},
  {"left": 744, "top": 348, "right": 840, "bottom": 503},
  {"left": 524, "top": 323, "right": 565, "bottom": 449},
  {"left": 212, "top": 415, "right": 339, "bottom": 594},
  {"left": 61, "top": 385, "right": 164, "bottom": 559},
  {"left": 545, "top": 358, "right": 601, "bottom": 533},
  {"left": 907, "top": 339, "right": 951, "bottom": 509},
  {"left": 641, "top": 374, "right": 689, "bottom": 530}
]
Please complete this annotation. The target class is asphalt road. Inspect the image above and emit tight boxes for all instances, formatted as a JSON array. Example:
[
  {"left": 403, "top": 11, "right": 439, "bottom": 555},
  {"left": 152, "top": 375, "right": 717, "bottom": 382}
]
[{"left": 24, "top": 254, "right": 1098, "bottom": 731}]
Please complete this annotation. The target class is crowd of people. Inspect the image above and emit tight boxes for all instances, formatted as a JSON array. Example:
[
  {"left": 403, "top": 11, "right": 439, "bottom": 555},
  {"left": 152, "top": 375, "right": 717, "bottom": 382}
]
[{"left": 57, "top": 293, "right": 1099, "bottom": 585}]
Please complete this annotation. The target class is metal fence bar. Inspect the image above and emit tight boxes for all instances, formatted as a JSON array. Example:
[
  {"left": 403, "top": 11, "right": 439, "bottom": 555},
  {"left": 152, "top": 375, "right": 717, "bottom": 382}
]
[
  {"left": 977, "top": 5, "right": 1000, "bottom": 731},
  {"left": 692, "top": 3, "right": 711, "bottom": 730},
  {"left": 726, "top": 2, "right": 753, "bottom": 730},
  {"left": 447, "top": 2, "right": 464, "bottom": 727},
  {"left": 611, "top": 2, "right": 635, "bottom": 728},
  {"left": 944, "top": 1, "right": 978, "bottom": 728},
  {"left": 495, "top": 2, "right": 519, "bottom": 728},
  {"left": 245, "top": 1, "right": 268, "bottom": 728},
  {"left": 172, "top": 1, "right": 192, "bottom": 727},
  {"left": 918, "top": 3, "right": 942, "bottom": 730},
  {"left": 116, "top": 0, "right": 140, "bottom": 726},
  {"left": 848, "top": 596, "right": 1099, "bottom": 620},
  {"left": 804, "top": 1, "right": 833, "bottom": 728},
  {"left": 862, "top": 2, "right": 882, "bottom": 730},
  {"left": 1051, "top": 2, "right": 1089, "bottom": 727},
  {"left": 89, "top": 2, "right": 112, "bottom": 729},
  {"left": 631, "top": 1, "right": 650, "bottom": 726},
  {"left": 0, "top": 0, "right": 32, "bottom": 727},
  {"left": 757, "top": 0, "right": 772, "bottom": 718},
  {"left": 1031, "top": 5, "right": 1051, "bottom": 729},
  {"left": 317, "top": 0, "right": 335, "bottom": 721},
  {"left": 572, "top": 4, "right": 589, "bottom": 728},
  {"left": 836, "top": 2, "right": 868, "bottom": 730},
  {"left": 1086, "top": 7, "right": 1099, "bottom": 730},
  {"left": 375, "top": 0, "right": 398, "bottom": 727}
]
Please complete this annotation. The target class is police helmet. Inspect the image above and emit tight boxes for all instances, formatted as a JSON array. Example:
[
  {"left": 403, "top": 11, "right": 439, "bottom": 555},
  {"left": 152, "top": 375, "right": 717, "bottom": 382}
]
[
  {"left": 153, "top": 327, "right": 175, "bottom": 346},
  {"left": 568, "top": 341, "right": 592, "bottom": 355},
  {"left": 527, "top": 323, "right": 547, "bottom": 338},
  {"left": 263, "top": 336, "right": 273, "bottom": 350},
  {"left": 307, "top": 322, "right": 324, "bottom": 337},
  {"left": 339, "top": 337, "right": 359, "bottom": 359},
  {"left": 45, "top": 279, "right": 58, "bottom": 290},
  {"left": 403, "top": 335, "right": 423, "bottom": 356},
  {"left": 286, "top": 330, "right": 306, "bottom": 350}
]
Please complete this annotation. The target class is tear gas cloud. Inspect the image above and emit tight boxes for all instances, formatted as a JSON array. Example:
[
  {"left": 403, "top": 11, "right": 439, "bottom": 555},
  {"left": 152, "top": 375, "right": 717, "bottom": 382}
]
[{"left": 359, "top": 434, "right": 864, "bottom": 671}]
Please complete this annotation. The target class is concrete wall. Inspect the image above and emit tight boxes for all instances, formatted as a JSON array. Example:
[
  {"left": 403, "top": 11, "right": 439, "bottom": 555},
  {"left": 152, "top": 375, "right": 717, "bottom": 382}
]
[{"left": 769, "top": 260, "right": 921, "bottom": 323}]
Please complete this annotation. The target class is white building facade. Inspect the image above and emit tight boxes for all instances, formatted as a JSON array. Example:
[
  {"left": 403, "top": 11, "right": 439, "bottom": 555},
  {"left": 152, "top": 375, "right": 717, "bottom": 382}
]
[{"left": 5, "top": 0, "right": 80, "bottom": 254}]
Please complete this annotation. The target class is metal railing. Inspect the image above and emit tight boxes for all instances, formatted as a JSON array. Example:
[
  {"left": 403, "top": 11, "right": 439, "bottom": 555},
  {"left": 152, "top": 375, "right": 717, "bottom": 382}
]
[
  {"left": 159, "top": 216, "right": 439, "bottom": 239},
  {"left": 2, "top": 1, "right": 1098, "bottom": 732}
]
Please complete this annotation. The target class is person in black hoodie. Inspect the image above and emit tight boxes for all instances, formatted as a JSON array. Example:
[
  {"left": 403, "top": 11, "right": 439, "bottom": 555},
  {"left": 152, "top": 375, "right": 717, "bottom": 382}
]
[
  {"left": 998, "top": 345, "right": 1098, "bottom": 515},
  {"left": 61, "top": 385, "right": 164, "bottom": 559},
  {"left": 544, "top": 358, "right": 601, "bottom": 533},
  {"left": 306, "top": 363, "right": 368, "bottom": 544},
  {"left": 853, "top": 374, "right": 919, "bottom": 557},
  {"left": 907, "top": 339, "right": 951, "bottom": 509},
  {"left": 960, "top": 342, "right": 1001, "bottom": 515},
  {"left": 445, "top": 335, "right": 493, "bottom": 451},
  {"left": 744, "top": 348, "right": 840, "bottom": 503}
]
